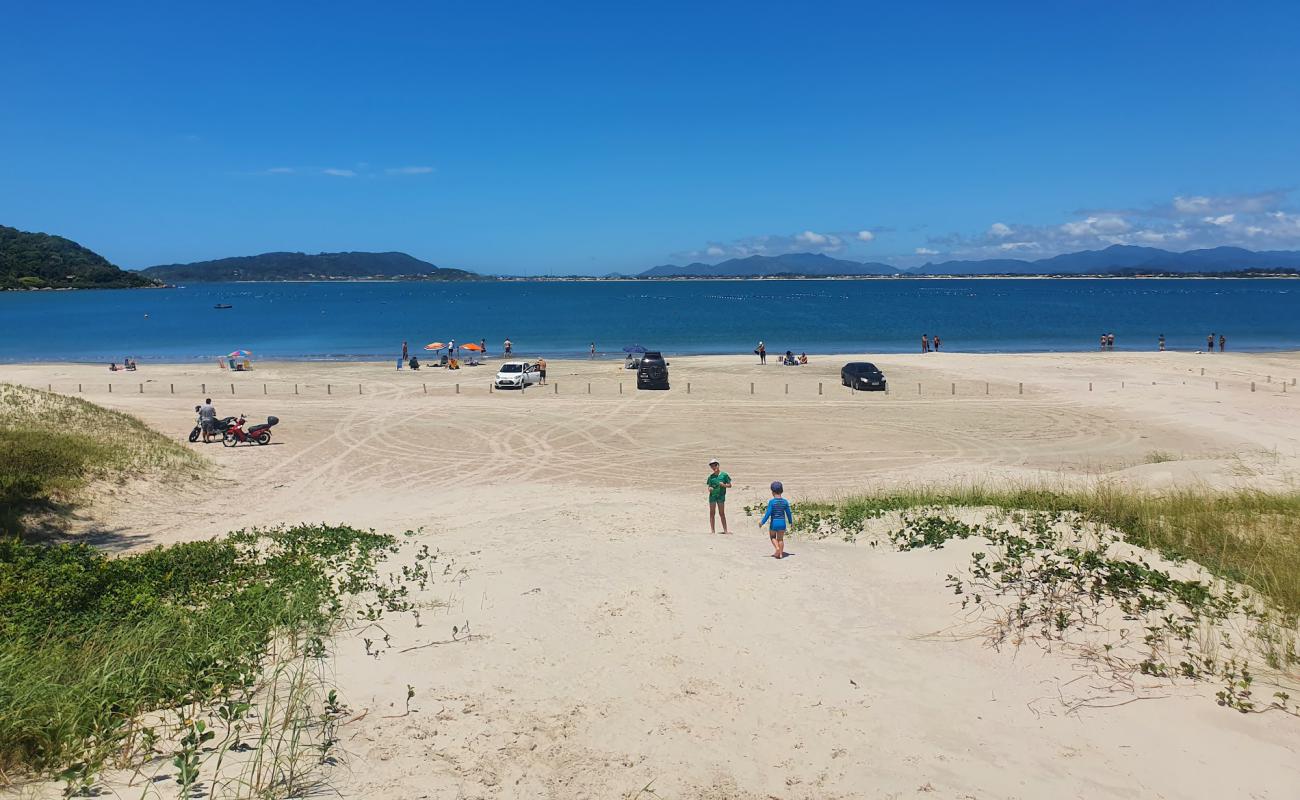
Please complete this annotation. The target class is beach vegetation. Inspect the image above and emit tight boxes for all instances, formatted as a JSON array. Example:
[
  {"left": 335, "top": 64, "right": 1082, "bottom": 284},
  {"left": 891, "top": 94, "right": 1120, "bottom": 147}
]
[
  {"left": 0, "top": 383, "right": 204, "bottom": 533},
  {"left": 0, "top": 523, "right": 441, "bottom": 795}
]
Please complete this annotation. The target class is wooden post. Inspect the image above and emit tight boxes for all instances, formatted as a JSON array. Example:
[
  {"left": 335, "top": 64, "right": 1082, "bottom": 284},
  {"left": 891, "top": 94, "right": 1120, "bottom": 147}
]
[
  {"left": 456, "top": 384, "right": 460, "bottom": 394},
  {"left": 784, "top": 383, "right": 788, "bottom": 395},
  {"left": 818, "top": 382, "right": 822, "bottom": 395},
  {"left": 1018, "top": 382, "right": 1023, "bottom": 395},
  {"left": 359, "top": 384, "right": 362, "bottom": 395},
  {"left": 1200, "top": 367, "right": 1204, "bottom": 376},
  {"left": 295, "top": 384, "right": 299, "bottom": 395},
  {"left": 619, "top": 382, "right": 623, "bottom": 394},
  {"left": 108, "top": 383, "right": 112, "bottom": 393},
  {"left": 554, "top": 382, "right": 558, "bottom": 394},
  {"left": 985, "top": 382, "right": 989, "bottom": 395},
  {"left": 78, "top": 383, "right": 82, "bottom": 393},
  {"left": 951, "top": 382, "right": 955, "bottom": 395},
  {"left": 1089, "top": 382, "right": 1093, "bottom": 391},
  {"left": 587, "top": 382, "right": 591, "bottom": 394},
  {"left": 202, "top": 383, "right": 206, "bottom": 393},
  {"left": 327, "top": 384, "right": 331, "bottom": 395},
  {"left": 425, "top": 383, "right": 429, "bottom": 394},
  {"left": 917, "top": 382, "right": 921, "bottom": 395},
  {"left": 263, "top": 383, "right": 267, "bottom": 395},
  {"left": 231, "top": 383, "right": 235, "bottom": 395},
  {"left": 1215, "top": 381, "right": 1219, "bottom": 390},
  {"left": 1251, "top": 381, "right": 1255, "bottom": 392},
  {"left": 687, "top": 382, "right": 691, "bottom": 394},
  {"left": 47, "top": 383, "right": 51, "bottom": 392},
  {"left": 170, "top": 383, "right": 174, "bottom": 394},
  {"left": 1267, "top": 375, "right": 1272, "bottom": 383},
  {"left": 750, "top": 382, "right": 754, "bottom": 395},
  {"left": 139, "top": 383, "right": 143, "bottom": 393}
]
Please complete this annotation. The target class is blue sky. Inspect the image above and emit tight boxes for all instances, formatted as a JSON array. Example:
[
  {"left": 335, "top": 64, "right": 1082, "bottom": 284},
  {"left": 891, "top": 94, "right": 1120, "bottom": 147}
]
[{"left": 2, "top": 1, "right": 1298, "bottom": 275}]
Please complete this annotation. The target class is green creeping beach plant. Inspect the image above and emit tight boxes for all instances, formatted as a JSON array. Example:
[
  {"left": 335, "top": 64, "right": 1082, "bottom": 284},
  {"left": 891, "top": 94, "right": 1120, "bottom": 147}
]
[
  {"left": 0, "top": 523, "right": 458, "bottom": 795},
  {"left": 799, "top": 494, "right": 1299, "bottom": 715}
]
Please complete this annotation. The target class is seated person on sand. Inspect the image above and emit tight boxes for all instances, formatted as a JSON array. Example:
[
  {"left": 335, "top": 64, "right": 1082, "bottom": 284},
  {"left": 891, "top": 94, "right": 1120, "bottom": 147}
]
[
  {"left": 109, "top": 362, "right": 120, "bottom": 371},
  {"left": 409, "top": 356, "right": 420, "bottom": 370},
  {"left": 448, "top": 357, "right": 460, "bottom": 370},
  {"left": 783, "top": 350, "right": 798, "bottom": 365},
  {"left": 798, "top": 352, "right": 808, "bottom": 365}
]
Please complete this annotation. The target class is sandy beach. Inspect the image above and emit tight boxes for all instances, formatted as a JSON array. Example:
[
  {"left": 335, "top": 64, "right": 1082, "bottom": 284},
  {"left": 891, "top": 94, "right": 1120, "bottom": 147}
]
[{"left": 3, "top": 351, "right": 1298, "bottom": 798}]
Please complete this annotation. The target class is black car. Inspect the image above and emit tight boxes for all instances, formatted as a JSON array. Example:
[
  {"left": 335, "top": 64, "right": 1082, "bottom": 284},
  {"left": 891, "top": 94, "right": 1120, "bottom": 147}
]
[
  {"left": 637, "top": 351, "right": 670, "bottom": 390},
  {"left": 841, "top": 362, "right": 886, "bottom": 391}
]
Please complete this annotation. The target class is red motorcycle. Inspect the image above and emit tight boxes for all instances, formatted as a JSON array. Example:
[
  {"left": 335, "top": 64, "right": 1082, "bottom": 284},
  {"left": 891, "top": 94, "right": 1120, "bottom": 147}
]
[{"left": 222, "top": 415, "right": 279, "bottom": 446}]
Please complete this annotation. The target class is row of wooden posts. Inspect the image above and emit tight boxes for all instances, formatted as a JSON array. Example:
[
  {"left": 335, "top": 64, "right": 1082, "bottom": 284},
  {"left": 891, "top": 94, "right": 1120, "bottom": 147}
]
[{"left": 54, "top": 376, "right": 1299, "bottom": 397}]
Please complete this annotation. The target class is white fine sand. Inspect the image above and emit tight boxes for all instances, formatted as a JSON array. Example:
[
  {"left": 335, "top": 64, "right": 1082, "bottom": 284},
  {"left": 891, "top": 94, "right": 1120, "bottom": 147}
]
[{"left": 3, "top": 351, "right": 1299, "bottom": 799}]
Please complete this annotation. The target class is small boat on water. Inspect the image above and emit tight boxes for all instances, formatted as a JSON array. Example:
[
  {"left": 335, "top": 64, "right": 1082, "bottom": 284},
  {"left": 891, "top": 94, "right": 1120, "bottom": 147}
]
[{"left": 213, "top": 304, "right": 233, "bottom": 309}]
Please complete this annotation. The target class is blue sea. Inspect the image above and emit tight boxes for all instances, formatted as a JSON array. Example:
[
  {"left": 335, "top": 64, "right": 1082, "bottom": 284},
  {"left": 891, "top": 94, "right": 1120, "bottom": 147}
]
[{"left": 1, "top": 279, "right": 1297, "bottom": 362}]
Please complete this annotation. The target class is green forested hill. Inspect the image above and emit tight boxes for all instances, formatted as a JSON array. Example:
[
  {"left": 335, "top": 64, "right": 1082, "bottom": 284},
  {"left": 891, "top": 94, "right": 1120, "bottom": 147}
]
[
  {"left": 0, "top": 225, "right": 158, "bottom": 290},
  {"left": 140, "top": 251, "right": 481, "bottom": 282}
]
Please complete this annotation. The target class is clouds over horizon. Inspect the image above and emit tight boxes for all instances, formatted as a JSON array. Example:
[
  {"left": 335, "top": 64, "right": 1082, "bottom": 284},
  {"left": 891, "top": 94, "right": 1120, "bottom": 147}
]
[
  {"left": 675, "top": 190, "right": 1300, "bottom": 266},
  {"left": 922, "top": 190, "right": 1300, "bottom": 262}
]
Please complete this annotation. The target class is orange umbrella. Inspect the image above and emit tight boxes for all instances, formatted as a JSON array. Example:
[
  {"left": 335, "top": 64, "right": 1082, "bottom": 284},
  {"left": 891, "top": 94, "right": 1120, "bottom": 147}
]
[
  {"left": 424, "top": 342, "right": 446, "bottom": 350},
  {"left": 460, "top": 343, "right": 483, "bottom": 351}
]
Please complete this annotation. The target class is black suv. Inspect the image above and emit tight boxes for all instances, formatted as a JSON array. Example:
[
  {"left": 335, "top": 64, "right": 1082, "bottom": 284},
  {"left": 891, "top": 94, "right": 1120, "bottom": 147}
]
[
  {"left": 841, "top": 362, "right": 887, "bottom": 391},
  {"left": 637, "top": 351, "right": 670, "bottom": 390}
]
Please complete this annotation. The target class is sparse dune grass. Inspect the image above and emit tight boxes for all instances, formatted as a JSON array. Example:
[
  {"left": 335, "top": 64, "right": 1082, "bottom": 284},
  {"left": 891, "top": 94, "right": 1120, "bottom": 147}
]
[
  {"left": 791, "top": 484, "right": 1300, "bottom": 617},
  {"left": 0, "top": 383, "right": 204, "bottom": 531}
]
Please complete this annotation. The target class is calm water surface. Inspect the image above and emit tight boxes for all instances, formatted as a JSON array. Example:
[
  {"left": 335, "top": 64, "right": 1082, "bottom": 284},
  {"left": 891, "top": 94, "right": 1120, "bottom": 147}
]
[{"left": 0, "top": 279, "right": 1296, "bottom": 362}]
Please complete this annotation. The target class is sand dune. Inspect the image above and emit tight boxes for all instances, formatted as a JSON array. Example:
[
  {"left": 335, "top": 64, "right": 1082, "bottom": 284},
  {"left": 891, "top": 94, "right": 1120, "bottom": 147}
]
[{"left": 3, "top": 351, "right": 1298, "bottom": 798}]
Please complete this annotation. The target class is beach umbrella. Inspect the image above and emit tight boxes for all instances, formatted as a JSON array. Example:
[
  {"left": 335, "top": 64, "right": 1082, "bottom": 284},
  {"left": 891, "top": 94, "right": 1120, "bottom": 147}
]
[
  {"left": 623, "top": 345, "right": 646, "bottom": 353},
  {"left": 423, "top": 342, "right": 446, "bottom": 351},
  {"left": 228, "top": 349, "right": 253, "bottom": 357},
  {"left": 460, "top": 343, "right": 483, "bottom": 351}
]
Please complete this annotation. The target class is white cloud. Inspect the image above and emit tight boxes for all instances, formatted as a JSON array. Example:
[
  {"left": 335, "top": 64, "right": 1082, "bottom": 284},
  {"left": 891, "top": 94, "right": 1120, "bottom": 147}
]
[
  {"left": 856, "top": 230, "right": 875, "bottom": 242},
  {"left": 989, "top": 222, "right": 1013, "bottom": 238},
  {"left": 1203, "top": 214, "right": 1235, "bottom": 226},
  {"left": 998, "top": 241, "right": 1036, "bottom": 251},
  {"left": 705, "top": 245, "right": 726, "bottom": 257},
  {"left": 1174, "top": 195, "right": 1211, "bottom": 213},
  {"left": 796, "top": 230, "right": 829, "bottom": 246},
  {"left": 386, "top": 166, "right": 435, "bottom": 175},
  {"left": 915, "top": 247, "right": 939, "bottom": 255},
  {"left": 322, "top": 168, "right": 357, "bottom": 177},
  {"left": 1060, "top": 214, "right": 1130, "bottom": 236}
]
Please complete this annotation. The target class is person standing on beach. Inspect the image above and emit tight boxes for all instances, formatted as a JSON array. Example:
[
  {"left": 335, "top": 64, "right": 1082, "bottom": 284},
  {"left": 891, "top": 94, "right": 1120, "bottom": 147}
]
[
  {"left": 756, "top": 341, "right": 766, "bottom": 365},
  {"left": 537, "top": 356, "right": 547, "bottom": 384},
  {"left": 198, "top": 397, "right": 217, "bottom": 443},
  {"left": 504, "top": 338, "right": 512, "bottom": 356},
  {"left": 706, "top": 458, "right": 732, "bottom": 534},
  {"left": 402, "top": 340, "right": 408, "bottom": 362},
  {"left": 480, "top": 338, "right": 487, "bottom": 355},
  {"left": 590, "top": 342, "right": 596, "bottom": 359},
  {"left": 921, "top": 334, "right": 929, "bottom": 353},
  {"left": 1158, "top": 334, "right": 1165, "bottom": 351},
  {"left": 1219, "top": 334, "right": 1226, "bottom": 352},
  {"left": 1207, "top": 333, "right": 1214, "bottom": 352},
  {"left": 1107, "top": 332, "right": 1115, "bottom": 350},
  {"left": 759, "top": 481, "right": 793, "bottom": 559},
  {"left": 933, "top": 335, "right": 941, "bottom": 352}
]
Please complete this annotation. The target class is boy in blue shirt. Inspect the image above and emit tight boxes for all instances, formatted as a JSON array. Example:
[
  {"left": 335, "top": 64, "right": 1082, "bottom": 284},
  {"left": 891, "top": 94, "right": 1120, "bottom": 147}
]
[{"left": 759, "top": 481, "right": 793, "bottom": 559}]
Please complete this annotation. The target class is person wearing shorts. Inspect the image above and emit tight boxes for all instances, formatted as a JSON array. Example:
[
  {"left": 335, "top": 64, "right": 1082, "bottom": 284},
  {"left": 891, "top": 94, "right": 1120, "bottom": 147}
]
[
  {"left": 537, "top": 357, "right": 547, "bottom": 384},
  {"left": 759, "top": 480, "right": 793, "bottom": 559},
  {"left": 706, "top": 458, "right": 731, "bottom": 534}
]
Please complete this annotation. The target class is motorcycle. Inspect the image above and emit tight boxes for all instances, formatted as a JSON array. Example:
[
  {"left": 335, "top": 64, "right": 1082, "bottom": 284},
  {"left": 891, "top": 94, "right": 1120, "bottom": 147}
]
[
  {"left": 222, "top": 415, "right": 279, "bottom": 447},
  {"left": 189, "top": 407, "right": 238, "bottom": 443}
]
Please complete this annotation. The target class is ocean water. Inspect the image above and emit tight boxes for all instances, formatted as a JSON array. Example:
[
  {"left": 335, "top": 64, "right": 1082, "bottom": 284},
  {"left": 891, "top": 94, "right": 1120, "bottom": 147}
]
[{"left": 0, "top": 279, "right": 1297, "bottom": 362}]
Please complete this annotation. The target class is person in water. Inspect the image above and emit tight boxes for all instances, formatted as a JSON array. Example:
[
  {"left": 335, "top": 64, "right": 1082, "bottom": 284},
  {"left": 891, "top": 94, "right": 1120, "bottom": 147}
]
[
  {"left": 706, "top": 458, "right": 731, "bottom": 534},
  {"left": 759, "top": 481, "right": 793, "bottom": 559}
]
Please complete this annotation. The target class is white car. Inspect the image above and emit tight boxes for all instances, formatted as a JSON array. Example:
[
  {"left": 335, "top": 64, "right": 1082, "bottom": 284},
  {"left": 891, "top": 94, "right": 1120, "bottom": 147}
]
[{"left": 495, "top": 361, "right": 541, "bottom": 389}]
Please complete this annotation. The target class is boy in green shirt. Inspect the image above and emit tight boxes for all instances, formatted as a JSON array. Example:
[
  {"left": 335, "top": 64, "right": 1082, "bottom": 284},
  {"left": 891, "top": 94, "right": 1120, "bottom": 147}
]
[{"left": 707, "top": 458, "right": 732, "bottom": 534}]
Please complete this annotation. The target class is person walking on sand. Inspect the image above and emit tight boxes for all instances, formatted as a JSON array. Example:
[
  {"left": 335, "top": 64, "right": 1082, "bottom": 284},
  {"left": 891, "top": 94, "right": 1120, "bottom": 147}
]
[
  {"left": 759, "top": 481, "right": 793, "bottom": 559},
  {"left": 1219, "top": 334, "right": 1226, "bottom": 352},
  {"left": 756, "top": 341, "right": 766, "bottom": 365},
  {"left": 706, "top": 458, "right": 731, "bottom": 534},
  {"left": 504, "top": 337, "right": 512, "bottom": 356},
  {"left": 537, "top": 356, "right": 547, "bottom": 385}
]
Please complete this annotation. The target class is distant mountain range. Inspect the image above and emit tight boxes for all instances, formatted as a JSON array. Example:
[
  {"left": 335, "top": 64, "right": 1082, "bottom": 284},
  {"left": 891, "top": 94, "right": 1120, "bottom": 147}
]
[
  {"left": 638, "top": 245, "right": 1300, "bottom": 278},
  {"left": 140, "top": 251, "right": 481, "bottom": 282},
  {"left": 1, "top": 225, "right": 159, "bottom": 290}
]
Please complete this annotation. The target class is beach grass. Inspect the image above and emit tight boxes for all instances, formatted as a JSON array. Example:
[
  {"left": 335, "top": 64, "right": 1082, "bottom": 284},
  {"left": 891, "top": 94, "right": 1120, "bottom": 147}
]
[
  {"left": 0, "top": 524, "right": 401, "bottom": 788},
  {"left": 791, "top": 484, "right": 1300, "bottom": 617},
  {"left": 0, "top": 383, "right": 204, "bottom": 532}
]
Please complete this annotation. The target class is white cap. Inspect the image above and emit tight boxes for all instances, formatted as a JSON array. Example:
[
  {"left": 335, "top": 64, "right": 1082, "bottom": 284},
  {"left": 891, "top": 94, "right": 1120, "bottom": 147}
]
[{"left": 708, "top": 458, "right": 720, "bottom": 465}]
